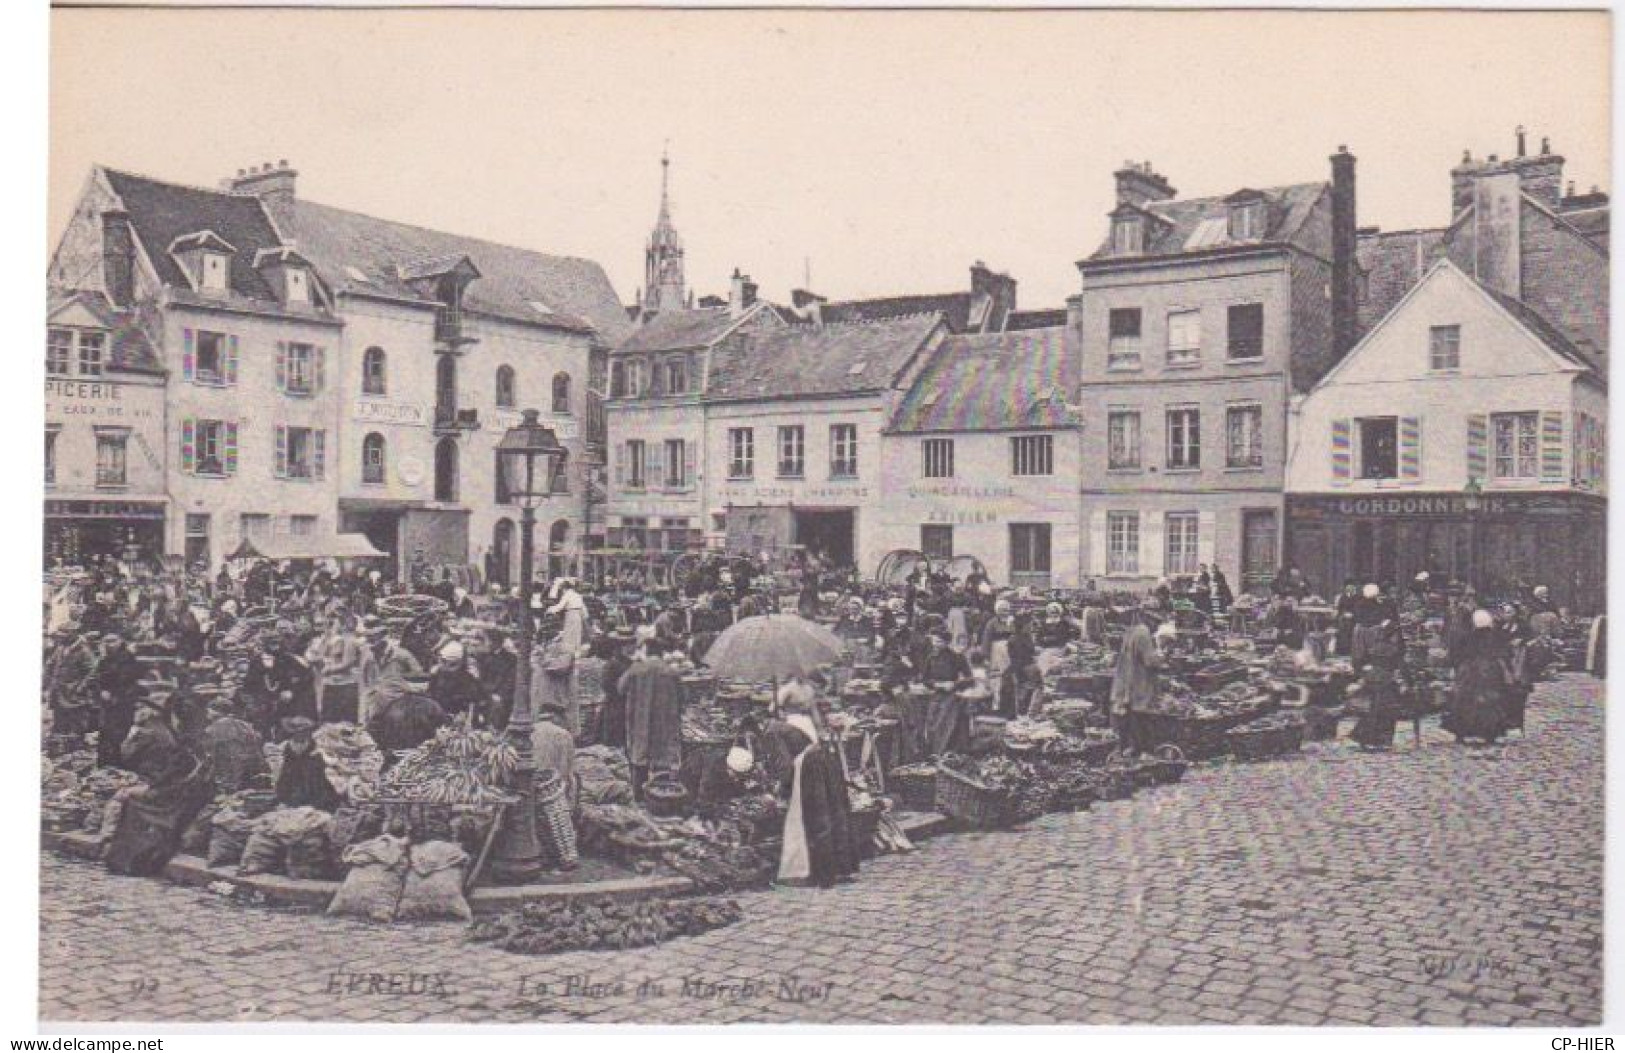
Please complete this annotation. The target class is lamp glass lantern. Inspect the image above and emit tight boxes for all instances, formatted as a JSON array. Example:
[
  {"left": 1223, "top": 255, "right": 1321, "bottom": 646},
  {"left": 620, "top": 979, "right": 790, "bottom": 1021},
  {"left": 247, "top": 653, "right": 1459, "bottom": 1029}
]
[{"left": 496, "top": 410, "right": 567, "bottom": 508}]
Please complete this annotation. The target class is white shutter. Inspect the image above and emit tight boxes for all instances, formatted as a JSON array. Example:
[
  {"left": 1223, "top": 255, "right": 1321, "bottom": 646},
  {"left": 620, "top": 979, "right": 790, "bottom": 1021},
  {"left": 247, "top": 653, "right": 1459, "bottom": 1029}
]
[
  {"left": 1197, "top": 508, "right": 1217, "bottom": 567},
  {"left": 1088, "top": 509, "right": 1107, "bottom": 577},
  {"left": 1143, "top": 511, "right": 1165, "bottom": 578}
]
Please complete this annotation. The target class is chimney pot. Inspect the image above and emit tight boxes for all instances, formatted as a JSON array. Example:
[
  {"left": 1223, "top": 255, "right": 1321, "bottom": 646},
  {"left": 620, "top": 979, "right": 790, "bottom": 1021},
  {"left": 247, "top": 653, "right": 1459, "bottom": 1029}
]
[
  {"left": 1568, "top": 181, "right": 1577, "bottom": 197},
  {"left": 1542, "top": 136, "right": 1552, "bottom": 155},
  {"left": 1488, "top": 154, "right": 1499, "bottom": 163},
  {"left": 278, "top": 159, "right": 288, "bottom": 167},
  {"left": 1462, "top": 149, "right": 1472, "bottom": 163},
  {"left": 1516, "top": 125, "right": 1527, "bottom": 157}
]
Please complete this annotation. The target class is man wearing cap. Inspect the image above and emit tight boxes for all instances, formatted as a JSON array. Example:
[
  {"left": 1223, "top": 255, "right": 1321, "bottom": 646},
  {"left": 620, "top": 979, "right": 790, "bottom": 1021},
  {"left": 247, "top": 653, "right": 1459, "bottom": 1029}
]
[
  {"left": 93, "top": 633, "right": 144, "bottom": 769},
  {"left": 1111, "top": 599, "right": 1166, "bottom": 756},
  {"left": 366, "top": 672, "right": 448, "bottom": 767},
  {"left": 46, "top": 628, "right": 97, "bottom": 738},
  {"left": 274, "top": 717, "right": 341, "bottom": 810},
  {"left": 532, "top": 701, "right": 578, "bottom": 814},
  {"left": 619, "top": 627, "right": 683, "bottom": 800}
]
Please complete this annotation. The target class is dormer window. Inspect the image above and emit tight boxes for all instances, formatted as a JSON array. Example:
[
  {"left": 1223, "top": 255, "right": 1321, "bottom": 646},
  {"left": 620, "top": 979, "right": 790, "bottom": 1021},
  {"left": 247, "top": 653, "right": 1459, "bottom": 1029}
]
[
  {"left": 1227, "top": 196, "right": 1265, "bottom": 241},
  {"left": 253, "top": 246, "right": 317, "bottom": 308},
  {"left": 286, "top": 267, "right": 309, "bottom": 303},
  {"left": 1112, "top": 215, "right": 1145, "bottom": 255},
  {"left": 201, "top": 252, "right": 229, "bottom": 291}
]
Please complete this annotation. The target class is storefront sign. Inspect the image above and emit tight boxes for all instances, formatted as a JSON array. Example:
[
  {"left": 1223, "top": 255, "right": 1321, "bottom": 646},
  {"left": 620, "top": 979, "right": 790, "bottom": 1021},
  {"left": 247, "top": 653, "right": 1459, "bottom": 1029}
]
[
  {"left": 45, "top": 499, "right": 166, "bottom": 520},
  {"left": 906, "top": 484, "right": 1016, "bottom": 500},
  {"left": 924, "top": 508, "right": 1000, "bottom": 525},
  {"left": 1289, "top": 493, "right": 1578, "bottom": 519},
  {"left": 46, "top": 379, "right": 156, "bottom": 421},
  {"left": 354, "top": 400, "right": 429, "bottom": 427},
  {"left": 719, "top": 485, "right": 868, "bottom": 503}
]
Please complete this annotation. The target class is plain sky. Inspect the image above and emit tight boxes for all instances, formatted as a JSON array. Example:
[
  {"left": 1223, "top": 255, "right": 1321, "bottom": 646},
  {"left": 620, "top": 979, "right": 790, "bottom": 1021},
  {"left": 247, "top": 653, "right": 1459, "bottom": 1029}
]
[{"left": 50, "top": 7, "right": 1610, "bottom": 310}]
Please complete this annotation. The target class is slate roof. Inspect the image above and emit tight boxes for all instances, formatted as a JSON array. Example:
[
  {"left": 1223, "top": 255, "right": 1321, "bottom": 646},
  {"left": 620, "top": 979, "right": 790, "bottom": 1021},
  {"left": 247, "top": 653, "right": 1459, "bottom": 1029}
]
[
  {"left": 1480, "top": 283, "right": 1599, "bottom": 374},
  {"left": 276, "top": 198, "right": 632, "bottom": 344},
  {"left": 46, "top": 289, "right": 164, "bottom": 376},
  {"left": 616, "top": 307, "right": 742, "bottom": 355},
  {"left": 103, "top": 169, "right": 285, "bottom": 303},
  {"left": 1085, "top": 182, "right": 1328, "bottom": 263},
  {"left": 1356, "top": 227, "right": 1448, "bottom": 334},
  {"left": 1558, "top": 202, "right": 1610, "bottom": 248},
  {"left": 890, "top": 326, "right": 1079, "bottom": 434},
  {"left": 706, "top": 314, "right": 942, "bottom": 402},
  {"left": 819, "top": 292, "right": 974, "bottom": 333}
]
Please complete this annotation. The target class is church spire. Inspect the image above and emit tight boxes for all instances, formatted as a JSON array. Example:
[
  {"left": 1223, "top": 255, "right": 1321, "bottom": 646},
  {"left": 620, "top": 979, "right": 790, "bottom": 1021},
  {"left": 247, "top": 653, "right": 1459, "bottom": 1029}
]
[{"left": 643, "top": 145, "right": 685, "bottom": 316}]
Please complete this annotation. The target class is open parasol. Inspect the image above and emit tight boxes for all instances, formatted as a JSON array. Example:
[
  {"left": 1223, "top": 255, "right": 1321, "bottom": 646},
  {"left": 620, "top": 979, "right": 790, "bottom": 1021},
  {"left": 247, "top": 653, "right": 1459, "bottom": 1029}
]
[{"left": 703, "top": 613, "right": 846, "bottom": 684}]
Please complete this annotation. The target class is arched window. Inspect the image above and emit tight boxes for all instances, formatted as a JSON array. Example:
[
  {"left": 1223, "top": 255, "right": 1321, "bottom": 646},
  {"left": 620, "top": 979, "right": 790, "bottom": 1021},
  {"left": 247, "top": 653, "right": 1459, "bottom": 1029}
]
[
  {"left": 552, "top": 372, "right": 572, "bottom": 415},
  {"left": 490, "top": 518, "right": 515, "bottom": 589},
  {"left": 361, "top": 432, "right": 386, "bottom": 485},
  {"left": 549, "top": 519, "right": 570, "bottom": 552},
  {"left": 496, "top": 365, "right": 517, "bottom": 409},
  {"left": 362, "top": 346, "right": 387, "bottom": 395},
  {"left": 610, "top": 361, "right": 627, "bottom": 398},
  {"left": 434, "top": 437, "right": 459, "bottom": 502}
]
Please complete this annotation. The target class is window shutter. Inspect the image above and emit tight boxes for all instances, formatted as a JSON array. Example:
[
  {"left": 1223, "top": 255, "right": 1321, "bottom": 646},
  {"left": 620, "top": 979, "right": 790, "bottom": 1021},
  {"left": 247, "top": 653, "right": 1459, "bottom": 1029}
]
[
  {"left": 180, "top": 418, "right": 196, "bottom": 474},
  {"left": 1197, "top": 509, "right": 1217, "bottom": 567},
  {"left": 224, "top": 335, "right": 239, "bottom": 385},
  {"left": 614, "top": 443, "right": 624, "bottom": 486},
  {"left": 274, "top": 425, "right": 288, "bottom": 478},
  {"left": 182, "top": 329, "right": 195, "bottom": 381},
  {"left": 223, "top": 422, "right": 239, "bottom": 476},
  {"left": 1143, "top": 513, "right": 1165, "bottom": 577},
  {"left": 313, "top": 430, "right": 327, "bottom": 480},
  {"left": 684, "top": 442, "right": 695, "bottom": 488},
  {"left": 1465, "top": 414, "right": 1489, "bottom": 483},
  {"left": 315, "top": 347, "right": 327, "bottom": 393},
  {"left": 1330, "top": 418, "right": 1351, "bottom": 485},
  {"left": 275, "top": 342, "right": 288, "bottom": 392},
  {"left": 1088, "top": 510, "right": 1107, "bottom": 577},
  {"left": 1540, "top": 411, "right": 1565, "bottom": 482},
  {"left": 1400, "top": 416, "right": 1422, "bottom": 481}
]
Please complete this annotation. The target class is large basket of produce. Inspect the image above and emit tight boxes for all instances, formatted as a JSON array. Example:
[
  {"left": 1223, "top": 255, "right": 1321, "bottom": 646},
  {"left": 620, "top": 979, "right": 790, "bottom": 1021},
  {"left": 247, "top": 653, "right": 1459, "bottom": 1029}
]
[
  {"left": 643, "top": 773, "right": 691, "bottom": 819},
  {"left": 934, "top": 763, "right": 1020, "bottom": 830},
  {"left": 374, "top": 717, "right": 521, "bottom": 806},
  {"left": 1226, "top": 713, "right": 1306, "bottom": 762},
  {"left": 1030, "top": 759, "right": 1096, "bottom": 812},
  {"left": 1145, "top": 744, "right": 1190, "bottom": 786},
  {"left": 1044, "top": 699, "right": 1095, "bottom": 735},
  {"left": 1300, "top": 706, "right": 1342, "bottom": 742},
  {"left": 887, "top": 763, "right": 938, "bottom": 812},
  {"left": 1039, "top": 728, "right": 1118, "bottom": 765}
]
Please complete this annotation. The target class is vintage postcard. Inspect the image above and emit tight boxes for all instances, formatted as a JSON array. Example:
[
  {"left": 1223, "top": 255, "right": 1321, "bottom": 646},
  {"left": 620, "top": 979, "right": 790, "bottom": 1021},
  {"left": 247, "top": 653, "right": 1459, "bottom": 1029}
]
[{"left": 38, "top": 3, "right": 1610, "bottom": 1030}]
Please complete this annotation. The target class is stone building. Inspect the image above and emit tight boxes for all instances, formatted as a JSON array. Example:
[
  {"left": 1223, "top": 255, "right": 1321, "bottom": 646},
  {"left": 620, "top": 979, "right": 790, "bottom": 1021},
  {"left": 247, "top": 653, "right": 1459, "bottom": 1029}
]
[
  {"left": 1073, "top": 151, "right": 1360, "bottom": 594},
  {"left": 876, "top": 323, "right": 1084, "bottom": 588},
  {"left": 48, "top": 163, "right": 628, "bottom": 578},
  {"left": 1287, "top": 134, "right": 1608, "bottom": 611},
  {"left": 45, "top": 291, "right": 168, "bottom": 565}
]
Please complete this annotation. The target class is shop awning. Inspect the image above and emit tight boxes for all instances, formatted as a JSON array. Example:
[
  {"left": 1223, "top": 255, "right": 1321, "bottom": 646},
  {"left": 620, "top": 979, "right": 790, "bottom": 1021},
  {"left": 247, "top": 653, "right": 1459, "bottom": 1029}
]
[{"left": 228, "top": 532, "right": 387, "bottom": 561}]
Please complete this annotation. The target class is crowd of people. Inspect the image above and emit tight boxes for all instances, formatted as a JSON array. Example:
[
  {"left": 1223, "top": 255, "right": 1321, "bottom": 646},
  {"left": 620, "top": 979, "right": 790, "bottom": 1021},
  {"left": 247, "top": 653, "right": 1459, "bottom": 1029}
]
[{"left": 41, "top": 547, "right": 1602, "bottom": 884}]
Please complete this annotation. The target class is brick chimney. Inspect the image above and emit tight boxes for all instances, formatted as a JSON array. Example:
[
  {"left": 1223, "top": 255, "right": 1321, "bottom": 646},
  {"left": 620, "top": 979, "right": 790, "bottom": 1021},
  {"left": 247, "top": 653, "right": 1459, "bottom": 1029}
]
[
  {"left": 1329, "top": 146, "right": 1358, "bottom": 358},
  {"left": 969, "top": 260, "right": 1018, "bottom": 332},
  {"left": 1113, "top": 161, "right": 1176, "bottom": 209},
  {"left": 225, "top": 160, "right": 298, "bottom": 211},
  {"left": 791, "top": 287, "right": 826, "bottom": 323},
  {"left": 1452, "top": 132, "right": 1565, "bottom": 215},
  {"left": 101, "top": 209, "right": 135, "bottom": 308},
  {"left": 728, "top": 268, "right": 758, "bottom": 317}
]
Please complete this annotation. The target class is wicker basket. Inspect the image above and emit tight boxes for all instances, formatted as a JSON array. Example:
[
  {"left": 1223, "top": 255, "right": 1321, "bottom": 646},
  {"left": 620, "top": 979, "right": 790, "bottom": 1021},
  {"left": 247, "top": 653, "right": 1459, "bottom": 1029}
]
[
  {"left": 934, "top": 765, "right": 1019, "bottom": 830},
  {"left": 888, "top": 765, "right": 938, "bottom": 812},
  {"left": 643, "top": 773, "right": 691, "bottom": 818},
  {"left": 1146, "top": 744, "right": 1190, "bottom": 785}
]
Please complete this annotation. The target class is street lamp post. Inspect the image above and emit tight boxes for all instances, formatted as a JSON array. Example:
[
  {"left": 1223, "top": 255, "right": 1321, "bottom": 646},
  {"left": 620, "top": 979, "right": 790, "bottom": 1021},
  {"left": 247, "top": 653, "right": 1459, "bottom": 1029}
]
[
  {"left": 1461, "top": 477, "right": 1484, "bottom": 593},
  {"left": 488, "top": 409, "right": 568, "bottom": 885}
]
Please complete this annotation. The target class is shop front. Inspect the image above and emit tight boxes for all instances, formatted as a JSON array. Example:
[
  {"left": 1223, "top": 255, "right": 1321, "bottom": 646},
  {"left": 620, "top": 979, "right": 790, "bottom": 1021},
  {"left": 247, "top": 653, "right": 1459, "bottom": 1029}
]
[
  {"left": 1286, "top": 492, "right": 1606, "bottom": 613},
  {"left": 45, "top": 498, "right": 166, "bottom": 567}
]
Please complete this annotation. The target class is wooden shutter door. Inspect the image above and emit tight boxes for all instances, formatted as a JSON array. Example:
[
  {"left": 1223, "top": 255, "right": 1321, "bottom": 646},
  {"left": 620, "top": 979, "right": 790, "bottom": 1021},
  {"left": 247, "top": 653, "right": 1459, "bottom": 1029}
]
[
  {"left": 1466, "top": 414, "right": 1489, "bottom": 483},
  {"left": 182, "top": 329, "right": 195, "bottom": 381},
  {"left": 1330, "top": 419, "right": 1351, "bottom": 485},
  {"left": 613, "top": 443, "right": 624, "bottom": 486},
  {"left": 315, "top": 347, "right": 327, "bottom": 394},
  {"left": 1540, "top": 411, "right": 1565, "bottom": 482},
  {"left": 274, "top": 425, "right": 288, "bottom": 478},
  {"left": 314, "top": 430, "right": 327, "bottom": 480},
  {"left": 224, "top": 336, "right": 240, "bottom": 385},
  {"left": 223, "top": 422, "right": 239, "bottom": 476},
  {"left": 1400, "top": 416, "right": 1422, "bottom": 481},
  {"left": 683, "top": 441, "right": 695, "bottom": 488},
  {"left": 275, "top": 342, "right": 288, "bottom": 392}
]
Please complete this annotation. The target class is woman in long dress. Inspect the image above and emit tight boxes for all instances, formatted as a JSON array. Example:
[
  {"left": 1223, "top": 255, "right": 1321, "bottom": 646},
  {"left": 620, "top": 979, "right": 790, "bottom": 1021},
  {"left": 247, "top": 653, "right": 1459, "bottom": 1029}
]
[
  {"left": 1444, "top": 610, "right": 1513, "bottom": 745},
  {"left": 1350, "top": 622, "right": 1403, "bottom": 749},
  {"left": 532, "top": 578, "right": 587, "bottom": 737},
  {"left": 776, "top": 711, "right": 859, "bottom": 889},
  {"left": 103, "top": 700, "right": 213, "bottom": 876}
]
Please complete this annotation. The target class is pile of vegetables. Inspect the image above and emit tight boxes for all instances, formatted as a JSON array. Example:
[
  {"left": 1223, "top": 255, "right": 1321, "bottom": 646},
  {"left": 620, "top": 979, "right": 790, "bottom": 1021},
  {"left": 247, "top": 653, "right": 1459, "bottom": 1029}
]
[
  {"left": 679, "top": 702, "right": 734, "bottom": 744},
  {"left": 470, "top": 895, "right": 742, "bottom": 955},
  {"left": 374, "top": 720, "right": 518, "bottom": 805},
  {"left": 314, "top": 723, "right": 385, "bottom": 800}
]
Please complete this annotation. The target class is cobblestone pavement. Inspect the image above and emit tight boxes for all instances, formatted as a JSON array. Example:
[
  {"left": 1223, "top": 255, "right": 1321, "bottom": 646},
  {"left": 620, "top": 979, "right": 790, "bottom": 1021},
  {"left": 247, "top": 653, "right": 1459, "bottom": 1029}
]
[{"left": 41, "top": 674, "right": 1603, "bottom": 1026}]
